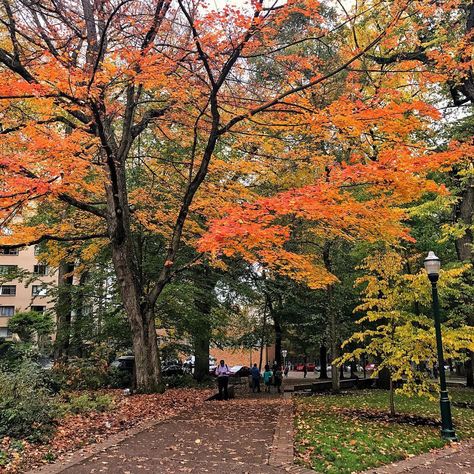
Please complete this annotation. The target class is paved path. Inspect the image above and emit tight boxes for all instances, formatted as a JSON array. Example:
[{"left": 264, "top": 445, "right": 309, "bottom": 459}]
[
  {"left": 33, "top": 391, "right": 472, "bottom": 474},
  {"left": 37, "top": 395, "right": 296, "bottom": 474}
]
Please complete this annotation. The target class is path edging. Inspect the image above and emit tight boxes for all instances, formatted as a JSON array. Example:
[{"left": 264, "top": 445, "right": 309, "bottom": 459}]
[{"left": 268, "top": 399, "right": 315, "bottom": 474}]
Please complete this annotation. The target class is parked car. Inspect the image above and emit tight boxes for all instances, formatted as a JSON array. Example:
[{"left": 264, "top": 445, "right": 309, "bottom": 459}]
[
  {"left": 110, "top": 355, "right": 135, "bottom": 374},
  {"left": 295, "top": 363, "right": 315, "bottom": 372},
  {"left": 365, "top": 363, "right": 377, "bottom": 371},
  {"left": 229, "top": 365, "right": 251, "bottom": 377},
  {"left": 162, "top": 360, "right": 184, "bottom": 377}
]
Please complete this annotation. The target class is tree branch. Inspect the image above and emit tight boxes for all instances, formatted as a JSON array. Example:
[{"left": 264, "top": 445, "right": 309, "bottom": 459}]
[{"left": 0, "top": 233, "right": 107, "bottom": 249}]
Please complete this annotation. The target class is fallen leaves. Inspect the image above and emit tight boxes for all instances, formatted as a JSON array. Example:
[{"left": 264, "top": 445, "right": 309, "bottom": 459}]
[{"left": 0, "top": 388, "right": 213, "bottom": 473}]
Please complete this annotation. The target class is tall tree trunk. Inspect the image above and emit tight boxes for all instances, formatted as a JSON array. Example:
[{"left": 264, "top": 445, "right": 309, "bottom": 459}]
[
  {"left": 53, "top": 261, "right": 74, "bottom": 361},
  {"left": 70, "top": 270, "right": 88, "bottom": 357},
  {"left": 110, "top": 239, "right": 161, "bottom": 392},
  {"left": 131, "top": 307, "right": 162, "bottom": 393},
  {"left": 319, "top": 344, "right": 328, "bottom": 379},
  {"left": 389, "top": 375, "right": 396, "bottom": 416},
  {"left": 259, "top": 306, "right": 267, "bottom": 371},
  {"left": 194, "top": 327, "right": 210, "bottom": 382},
  {"left": 323, "top": 241, "right": 340, "bottom": 393},
  {"left": 454, "top": 179, "right": 473, "bottom": 262},
  {"left": 330, "top": 308, "right": 340, "bottom": 393},
  {"left": 273, "top": 313, "right": 282, "bottom": 367},
  {"left": 466, "top": 351, "right": 474, "bottom": 387},
  {"left": 193, "top": 265, "right": 217, "bottom": 381}
]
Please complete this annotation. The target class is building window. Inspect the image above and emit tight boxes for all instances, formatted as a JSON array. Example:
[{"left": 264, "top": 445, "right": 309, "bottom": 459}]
[
  {"left": 0, "top": 328, "right": 12, "bottom": 338},
  {"left": 0, "top": 306, "right": 14, "bottom": 317},
  {"left": 0, "top": 286, "right": 16, "bottom": 296},
  {"left": 33, "top": 264, "right": 48, "bottom": 275},
  {"left": 32, "top": 285, "right": 48, "bottom": 297},
  {"left": 0, "top": 248, "right": 19, "bottom": 255},
  {"left": 31, "top": 305, "right": 46, "bottom": 313},
  {"left": 0, "top": 265, "right": 18, "bottom": 274}
]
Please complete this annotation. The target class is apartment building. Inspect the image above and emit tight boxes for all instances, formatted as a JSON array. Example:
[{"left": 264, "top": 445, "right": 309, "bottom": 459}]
[{"left": 0, "top": 246, "right": 57, "bottom": 338}]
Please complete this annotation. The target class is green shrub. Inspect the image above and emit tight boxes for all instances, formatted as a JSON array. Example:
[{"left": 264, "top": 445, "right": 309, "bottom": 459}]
[
  {"left": 63, "top": 393, "right": 114, "bottom": 414},
  {"left": 0, "top": 361, "right": 58, "bottom": 442},
  {"left": 107, "top": 366, "right": 132, "bottom": 388}
]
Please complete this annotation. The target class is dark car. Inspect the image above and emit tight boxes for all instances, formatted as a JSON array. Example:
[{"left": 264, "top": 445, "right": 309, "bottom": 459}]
[
  {"left": 229, "top": 365, "right": 251, "bottom": 377},
  {"left": 110, "top": 355, "right": 135, "bottom": 374},
  {"left": 162, "top": 360, "right": 184, "bottom": 376}
]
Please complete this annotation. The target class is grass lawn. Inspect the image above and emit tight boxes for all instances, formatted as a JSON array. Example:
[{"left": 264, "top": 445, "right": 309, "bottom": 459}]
[{"left": 294, "top": 387, "right": 474, "bottom": 474}]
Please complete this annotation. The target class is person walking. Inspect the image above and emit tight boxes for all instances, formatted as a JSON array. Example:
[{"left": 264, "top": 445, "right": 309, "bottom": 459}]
[
  {"left": 263, "top": 364, "right": 273, "bottom": 393},
  {"left": 274, "top": 365, "right": 283, "bottom": 393},
  {"left": 250, "top": 363, "right": 261, "bottom": 393},
  {"left": 303, "top": 363, "right": 308, "bottom": 379},
  {"left": 284, "top": 365, "right": 289, "bottom": 377},
  {"left": 215, "top": 359, "right": 231, "bottom": 400}
]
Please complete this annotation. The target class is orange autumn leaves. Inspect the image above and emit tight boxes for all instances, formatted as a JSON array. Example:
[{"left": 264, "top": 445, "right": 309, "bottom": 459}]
[{"left": 198, "top": 96, "right": 472, "bottom": 288}]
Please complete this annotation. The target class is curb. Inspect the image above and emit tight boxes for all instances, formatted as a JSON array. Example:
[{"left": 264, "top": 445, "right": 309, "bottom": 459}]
[{"left": 268, "top": 399, "right": 315, "bottom": 474}]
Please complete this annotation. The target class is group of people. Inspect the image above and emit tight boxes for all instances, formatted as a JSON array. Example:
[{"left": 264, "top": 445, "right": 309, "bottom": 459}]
[
  {"left": 250, "top": 363, "right": 284, "bottom": 394},
  {"left": 215, "top": 360, "right": 287, "bottom": 400}
]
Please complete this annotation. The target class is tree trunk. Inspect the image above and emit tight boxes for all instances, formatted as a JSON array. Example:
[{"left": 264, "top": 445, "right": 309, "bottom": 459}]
[
  {"left": 70, "top": 270, "right": 88, "bottom": 357},
  {"left": 389, "top": 375, "right": 396, "bottom": 416},
  {"left": 110, "top": 239, "right": 161, "bottom": 392},
  {"left": 259, "top": 305, "right": 268, "bottom": 371},
  {"left": 53, "top": 261, "right": 74, "bottom": 361},
  {"left": 131, "top": 307, "right": 162, "bottom": 393},
  {"left": 273, "top": 314, "right": 282, "bottom": 367},
  {"left": 330, "top": 314, "right": 340, "bottom": 393},
  {"left": 466, "top": 350, "right": 474, "bottom": 387},
  {"left": 350, "top": 359, "right": 357, "bottom": 378},
  {"left": 455, "top": 179, "right": 473, "bottom": 262},
  {"left": 319, "top": 344, "right": 328, "bottom": 379},
  {"left": 194, "top": 328, "right": 210, "bottom": 382}
]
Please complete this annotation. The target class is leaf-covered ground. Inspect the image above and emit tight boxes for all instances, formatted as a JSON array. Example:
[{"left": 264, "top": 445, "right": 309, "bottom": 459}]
[
  {"left": 294, "top": 388, "right": 474, "bottom": 474},
  {"left": 0, "top": 388, "right": 213, "bottom": 473}
]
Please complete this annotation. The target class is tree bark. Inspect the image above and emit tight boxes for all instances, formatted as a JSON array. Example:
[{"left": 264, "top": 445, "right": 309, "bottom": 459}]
[
  {"left": 319, "top": 344, "right": 328, "bottom": 379},
  {"left": 53, "top": 261, "right": 74, "bottom": 361},
  {"left": 466, "top": 350, "right": 474, "bottom": 387},
  {"left": 389, "top": 375, "right": 396, "bottom": 416},
  {"left": 193, "top": 327, "right": 210, "bottom": 382},
  {"left": 273, "top": 313, "right": 282, "bottom": 367},
  {"left": 455, "top": 179, "right": 473, "bottom": 262}
]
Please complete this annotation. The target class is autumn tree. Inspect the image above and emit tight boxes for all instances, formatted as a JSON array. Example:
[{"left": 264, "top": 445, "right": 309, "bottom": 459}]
[
  {"left": 1, "top": 0, "right": 419, "bottom": 391},
  {"left": 338, "top": 251, "right": 474, "bottom": 416}
]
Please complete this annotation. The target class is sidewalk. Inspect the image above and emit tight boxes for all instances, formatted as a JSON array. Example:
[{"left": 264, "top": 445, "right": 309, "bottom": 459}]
[
  {"left": 31, "top": 391, "right": 473, "bottom": 474},
  {"left": 35, "top": 395, "right": 294, "bottom": 474}
]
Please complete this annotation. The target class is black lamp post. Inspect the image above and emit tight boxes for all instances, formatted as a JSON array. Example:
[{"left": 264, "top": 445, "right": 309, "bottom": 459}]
[{"left": 424, "top": 251, "right": 457, "bottom": 441}]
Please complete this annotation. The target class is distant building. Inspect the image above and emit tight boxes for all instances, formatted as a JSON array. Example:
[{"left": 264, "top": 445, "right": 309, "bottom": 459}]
[{"left": 0, "top": 246, "right": 57, "bottom": 339}]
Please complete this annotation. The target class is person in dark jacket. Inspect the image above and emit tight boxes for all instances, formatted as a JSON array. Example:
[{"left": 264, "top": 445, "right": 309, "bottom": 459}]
[{"left": 250, "top": 363, "right": 261, "bottom": 393}]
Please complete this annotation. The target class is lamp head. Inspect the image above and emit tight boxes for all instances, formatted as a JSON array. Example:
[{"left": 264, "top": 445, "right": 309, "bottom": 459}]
[{"left": 424, "top": 251, "right": 441, "bottom": 280}]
